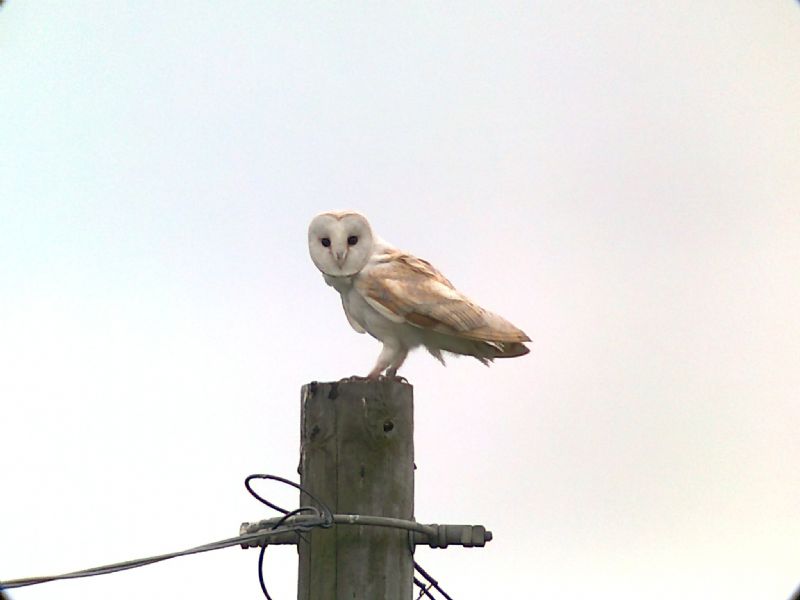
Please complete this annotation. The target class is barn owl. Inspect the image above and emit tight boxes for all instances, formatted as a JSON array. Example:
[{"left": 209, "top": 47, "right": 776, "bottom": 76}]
[{"left": 307, "top": 211, "right": 530, "bottom": 379}]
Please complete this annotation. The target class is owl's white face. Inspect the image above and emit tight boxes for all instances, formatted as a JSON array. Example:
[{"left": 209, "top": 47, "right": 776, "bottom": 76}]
[{"left": 308, "top": 211, "right": 374, "bottom": 277}]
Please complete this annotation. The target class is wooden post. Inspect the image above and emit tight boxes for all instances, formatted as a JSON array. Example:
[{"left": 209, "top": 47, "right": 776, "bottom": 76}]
[{"left": 297, "top": 379, "right": 414, "bottom": 599}]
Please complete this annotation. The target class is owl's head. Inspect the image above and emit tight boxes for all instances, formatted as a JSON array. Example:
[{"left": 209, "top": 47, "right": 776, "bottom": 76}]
[{"left": 308, "top": 211, "right": 374, "bottom": 276}]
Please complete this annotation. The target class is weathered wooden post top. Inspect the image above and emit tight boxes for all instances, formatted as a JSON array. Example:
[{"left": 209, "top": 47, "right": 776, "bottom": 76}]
[{"left": 239, "top": 378, "right": 492, "bottom": 599}]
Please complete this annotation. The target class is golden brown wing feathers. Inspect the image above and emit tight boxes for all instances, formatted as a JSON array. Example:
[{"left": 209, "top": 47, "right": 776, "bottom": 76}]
[{"left": 357, "top": 251, "right": 530, "bottom": 345}]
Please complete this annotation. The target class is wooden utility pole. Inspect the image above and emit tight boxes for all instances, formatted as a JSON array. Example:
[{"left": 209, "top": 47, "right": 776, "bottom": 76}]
[
  {"left": 238, "top": 378, "right": 491, "bottom": 597},
  {"left": 297, "top": 379, "right": 414, "bottom": 599}
]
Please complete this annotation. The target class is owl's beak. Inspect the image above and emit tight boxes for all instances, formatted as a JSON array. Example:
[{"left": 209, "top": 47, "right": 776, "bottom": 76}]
[{"left": 334, "top": 249, "right": 347, "bottom": 266}]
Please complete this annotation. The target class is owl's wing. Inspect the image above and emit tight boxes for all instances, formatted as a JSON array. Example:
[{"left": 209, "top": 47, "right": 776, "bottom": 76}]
[{"left": 355, "top": 251, "right": 530, "bottom": 350}]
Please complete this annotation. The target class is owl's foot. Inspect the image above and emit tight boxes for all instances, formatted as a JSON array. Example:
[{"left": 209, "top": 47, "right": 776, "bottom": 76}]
[
  {"left": 342, "top": 375, "right": 371, "bottom": 382},
  {"left": 373, "top": 373, "right": 410, "bottom": 384},
  {"left": 343, "top": 372, "right": 408, "bottom": 383},
  {"left": 383, "top": 366, "right": 410, "bottom": 384}
]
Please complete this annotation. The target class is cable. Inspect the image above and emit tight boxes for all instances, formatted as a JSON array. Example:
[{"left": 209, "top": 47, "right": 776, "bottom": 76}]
[
  {"left": 244, "top": 474, "right": 334, "bottom": 600},
  {"left": 789, "top": 582, "right": 800, "bottom": 600},
  {"left": 245, "top": 473, "right": 334, "bottom": 525},
  {"left": 245, "top": 474, "right": 290, "bottom": 515},
  {"left": 257, "top": 545, "right": 271, "bottom": 600},
  {"left": 1, "top": 474, "right": 331, "bottom": 591},
  {"left": 414, "top": 576, "right": 436, "bottom": 599},
  {"left": 414, "top": 562, "right": 454, "bottom": 600},
  {"left": 241, "top": 513, "right": 436, "bottom": 539},
  {"left": 0, "top": 526, "right": 298, "bottom": 589},
  {"left": 1, "top": 473, "right": 456, "bottom": 600}
]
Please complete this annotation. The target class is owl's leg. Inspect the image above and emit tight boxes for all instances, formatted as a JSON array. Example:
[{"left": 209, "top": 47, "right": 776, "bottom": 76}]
[
  {"left": 367, "top": 343, "right": 404, "bottom": 380},
  {"left": 385, "top": 348, "right": 409, "bottom": 378}
]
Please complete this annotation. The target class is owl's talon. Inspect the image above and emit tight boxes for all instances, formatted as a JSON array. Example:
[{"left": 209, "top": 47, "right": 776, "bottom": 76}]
[
  {"left": 342, "top": 375, "right": 369, "bottom": 382},
  {"left": 340, "top": 373, "right": 408, "bottom": 384}
]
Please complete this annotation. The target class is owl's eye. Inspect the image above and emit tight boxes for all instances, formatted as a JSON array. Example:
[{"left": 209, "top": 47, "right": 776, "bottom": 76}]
[
  {"left": 347, "top": 235, "right": 358, "bottom": 246},
  {"left": 321, "top": 238, "right": 331, "bottom": 247}
]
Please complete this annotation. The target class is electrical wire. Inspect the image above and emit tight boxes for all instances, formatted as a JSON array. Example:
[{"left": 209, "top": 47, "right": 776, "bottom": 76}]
[
  {"left": 257, "top": 545, "right": 271, "bottom": 600},
  {"left": 789, "top": 582, "right": 800, "bottom": 600},
  {"left": 255, "top": 508, "right": 323, "bottom": 599},
  {"left": 244, "top": 474, "right": 334, "bottom": 599},
  {"left": 414, "top": 576, "right": 436, "bottom": 599},
  {"left": 0, "top": 526, "right": 299, "bottom": 589},
  {"left": 242, "top": 512, "right": 436, "bottom": 539},
  {"left": 414, "top": 561, "right": 454, "bottom": 600},
  {"left": 245, "top": 473, "right": 334, "bottom": 525},
  {"left": 0, "top": 473, "right": 455, "bottom": 600},
  {"left": 0, "top": 475, "right": 332, "bottom": 592},
  {"left": 246, "top": 474, "right": 293, "bottom": 515}
]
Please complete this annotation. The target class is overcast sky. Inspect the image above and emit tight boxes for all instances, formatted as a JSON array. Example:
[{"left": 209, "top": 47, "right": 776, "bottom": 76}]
[{"left": 1, "top": 2, "right": 799, "bottom": 599}]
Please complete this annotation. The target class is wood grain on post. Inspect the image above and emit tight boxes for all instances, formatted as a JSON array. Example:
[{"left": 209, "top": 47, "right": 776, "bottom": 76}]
[{"left": 298, "top": 379, "right": 414, "bottom": 599}]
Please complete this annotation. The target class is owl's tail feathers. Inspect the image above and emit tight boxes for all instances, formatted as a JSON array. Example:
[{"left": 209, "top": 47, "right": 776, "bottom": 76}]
[
  {"left": 469, "top": 339, "right": 529, "bottom": 365},
  {"left": 465, "top": 310, "right": 531, "bottom": 360},
  {"left": 485, "top": 340, "right": 530, "bottom": 358},
  {"left": 422, "top": 332, "right": 530, "bottom": 366},
  {"left": 426, "top": 346, "right": 447, "bottom": 365}
]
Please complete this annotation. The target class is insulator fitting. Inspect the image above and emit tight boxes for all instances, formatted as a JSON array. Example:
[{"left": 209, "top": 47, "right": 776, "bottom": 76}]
[
  {"left": 417, "top": 524, "right": 492, "bottom": 548},
  {"left": 239, "top": 522, "right": 300, "bottom": 548}
]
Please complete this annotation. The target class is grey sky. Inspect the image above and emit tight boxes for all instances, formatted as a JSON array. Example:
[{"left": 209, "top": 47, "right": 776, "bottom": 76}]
[{"left": 1, "top": 2, "right": 799, "bottom": 598}]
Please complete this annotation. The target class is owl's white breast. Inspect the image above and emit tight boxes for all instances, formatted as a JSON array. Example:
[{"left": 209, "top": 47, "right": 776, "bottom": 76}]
[
  {"left": 322, "top": 272, "right": 353, "bottom": 295},
  {"left": 324, "top": 270, "right": 422, "bottom": 351}
]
